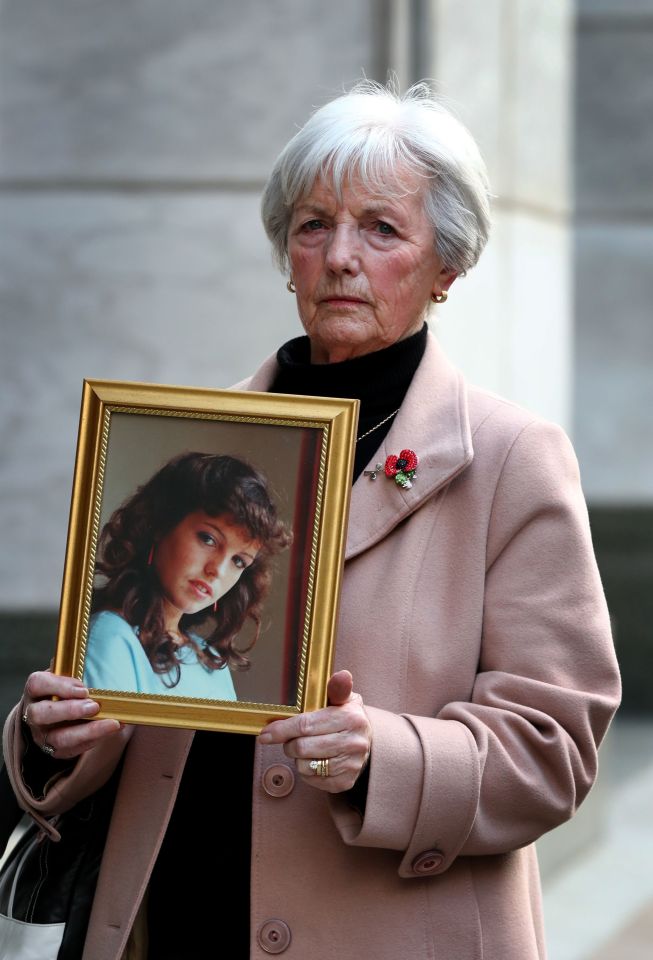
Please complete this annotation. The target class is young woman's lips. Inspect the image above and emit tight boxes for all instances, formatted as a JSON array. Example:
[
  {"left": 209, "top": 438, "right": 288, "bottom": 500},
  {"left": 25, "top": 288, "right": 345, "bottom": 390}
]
[{"left": 189, "top": 579, "right": 212, "bottom": 601}]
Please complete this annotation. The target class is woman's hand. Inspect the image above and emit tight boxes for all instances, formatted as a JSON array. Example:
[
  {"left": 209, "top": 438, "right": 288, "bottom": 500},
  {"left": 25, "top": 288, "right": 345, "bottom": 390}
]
[
  {"left": 258, "top": 670, "right": 372, "bottom": 794},
  {"left": 21, "top": 671, "right": 123, "bottom": 761}
]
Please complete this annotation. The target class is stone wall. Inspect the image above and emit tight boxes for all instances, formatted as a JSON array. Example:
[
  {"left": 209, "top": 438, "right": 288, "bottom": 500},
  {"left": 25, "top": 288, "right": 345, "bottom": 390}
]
[{"left": 0, "top": 0, "right": 374, "bottom": 610}]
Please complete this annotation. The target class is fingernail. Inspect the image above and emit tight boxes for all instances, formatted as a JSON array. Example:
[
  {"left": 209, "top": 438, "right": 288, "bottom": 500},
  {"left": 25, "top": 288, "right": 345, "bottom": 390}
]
[
  {"left": 73, "top": 682, "right": 88, "bottom": 694},
  {"left": 81, "top": 700, "right": 99, "bottom": 716},
  {"left": 258, "top": 732, "right": 272, "bottom": 743}
]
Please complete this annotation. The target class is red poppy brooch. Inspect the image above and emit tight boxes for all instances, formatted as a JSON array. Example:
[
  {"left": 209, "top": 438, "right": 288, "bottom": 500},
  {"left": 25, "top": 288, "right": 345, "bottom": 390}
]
[{"left": 384, "top": 449, "right": 419, "bottom": 489}]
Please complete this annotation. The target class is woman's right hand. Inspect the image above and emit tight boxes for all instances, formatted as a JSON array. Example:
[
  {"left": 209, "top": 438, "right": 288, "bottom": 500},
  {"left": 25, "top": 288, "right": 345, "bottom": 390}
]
[{"left": 21, "top": 671, "right": 123, "bottom": 761}]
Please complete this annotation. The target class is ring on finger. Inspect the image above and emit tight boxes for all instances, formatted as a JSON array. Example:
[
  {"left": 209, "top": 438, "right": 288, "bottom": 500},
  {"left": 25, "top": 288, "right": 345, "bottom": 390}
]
[
  {"left": 21, "top": 704, "right": 31, "bottom": 725},
  {"left": 40, "top": 735, "right": 55, "bottom": 758},
  {"left": 308, "top": 758, "right": 329, "bottom": 778}
]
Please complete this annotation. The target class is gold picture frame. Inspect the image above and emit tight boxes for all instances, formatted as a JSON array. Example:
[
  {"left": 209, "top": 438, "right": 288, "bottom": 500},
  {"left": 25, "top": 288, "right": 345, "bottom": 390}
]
[{"left": 54, "top": 379, "right": 358, "bottom": 734}]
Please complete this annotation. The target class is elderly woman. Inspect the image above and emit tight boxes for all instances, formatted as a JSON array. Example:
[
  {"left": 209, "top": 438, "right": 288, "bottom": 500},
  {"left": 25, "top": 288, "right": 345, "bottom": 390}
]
[{"left": 4, "top": 81, "right": 620, "bottom": 960}]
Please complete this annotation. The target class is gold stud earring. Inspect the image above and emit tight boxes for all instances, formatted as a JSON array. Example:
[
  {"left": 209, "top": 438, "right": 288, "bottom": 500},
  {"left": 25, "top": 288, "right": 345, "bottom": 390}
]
[
  {"left": 286, "top": 278, "right": 296, "bottom": 293},
  {"left": 431, "top": 290, "right": 448, "bottom": 304}
]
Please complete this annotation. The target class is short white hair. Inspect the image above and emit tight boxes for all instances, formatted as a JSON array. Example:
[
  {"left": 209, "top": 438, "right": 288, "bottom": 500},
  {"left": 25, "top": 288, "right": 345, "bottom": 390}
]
[{"left": 261, "top": 79, "right": 491, "bottom": 275}]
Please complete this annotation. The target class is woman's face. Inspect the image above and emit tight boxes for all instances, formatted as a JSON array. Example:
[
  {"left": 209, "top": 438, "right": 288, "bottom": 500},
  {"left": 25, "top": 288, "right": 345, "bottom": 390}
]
[
  {"left": 287, "top": 169, "right": 456, "bottom": 364},
  {"left": 153, "top": 511, "right": 260, "bottom": 629}
]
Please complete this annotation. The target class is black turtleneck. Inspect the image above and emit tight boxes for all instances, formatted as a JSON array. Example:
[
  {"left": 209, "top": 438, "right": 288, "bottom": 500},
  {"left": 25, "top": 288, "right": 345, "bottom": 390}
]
[
  {"left": 147, "top": 325, "right": 428, "bottom": 959},
  {"left": 272, "top": 323, "right": 428, "bottom": 480}
]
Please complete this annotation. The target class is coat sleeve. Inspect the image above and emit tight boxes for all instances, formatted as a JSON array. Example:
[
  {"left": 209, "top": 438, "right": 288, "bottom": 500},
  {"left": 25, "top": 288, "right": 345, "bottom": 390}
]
[
  {"left": 2, "top": 701, "right": 132, "bottom": 837},
  {"left": 330, "top": 419, "right": 621, "bottom": 878}
]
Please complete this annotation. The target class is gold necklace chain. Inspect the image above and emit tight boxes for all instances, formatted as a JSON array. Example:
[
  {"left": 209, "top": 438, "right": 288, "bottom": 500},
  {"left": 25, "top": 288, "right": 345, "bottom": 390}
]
[{"left": 357, "top": 407, "right": 401, "bottom": 443}]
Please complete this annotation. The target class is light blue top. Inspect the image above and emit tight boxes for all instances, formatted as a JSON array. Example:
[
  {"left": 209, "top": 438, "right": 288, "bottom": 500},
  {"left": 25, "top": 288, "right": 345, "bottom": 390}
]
[{"left": 83, "top": 610, "right": 237, "bottom": 701}]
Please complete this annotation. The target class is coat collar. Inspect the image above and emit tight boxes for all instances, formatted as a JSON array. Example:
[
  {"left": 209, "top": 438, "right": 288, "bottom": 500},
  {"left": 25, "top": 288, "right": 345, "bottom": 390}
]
[{"left": 241, "top": 332, "right": 474, "bottom": 560}]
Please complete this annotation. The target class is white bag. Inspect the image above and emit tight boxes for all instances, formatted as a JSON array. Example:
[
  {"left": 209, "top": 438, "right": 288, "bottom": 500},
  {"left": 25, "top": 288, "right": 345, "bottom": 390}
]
[{"left": 0, "top": 834, "right": 65, "bottom": 960}]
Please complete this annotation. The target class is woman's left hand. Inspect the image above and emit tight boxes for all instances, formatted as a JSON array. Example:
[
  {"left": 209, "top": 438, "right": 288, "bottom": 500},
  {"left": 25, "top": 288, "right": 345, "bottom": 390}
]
[{"left": 258, "top": 670, "right": 372, "bottom": 793}]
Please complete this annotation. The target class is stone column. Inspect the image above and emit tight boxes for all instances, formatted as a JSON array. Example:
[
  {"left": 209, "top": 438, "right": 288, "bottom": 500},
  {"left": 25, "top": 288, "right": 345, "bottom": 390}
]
[
  {"left": 574, "top": 1, "right": 653, "bottom": 717},
  {"left": 424, "top": 0, "right": 574, "bottom": 431},
  {"left": 574, "top": 0, "right": 653, "bottom": 504}
]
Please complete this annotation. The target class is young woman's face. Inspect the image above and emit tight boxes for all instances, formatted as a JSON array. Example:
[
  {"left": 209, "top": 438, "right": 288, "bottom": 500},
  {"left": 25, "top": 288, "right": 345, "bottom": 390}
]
[{"left": 153, "top": 511, "right": 260, "bottom": 628}]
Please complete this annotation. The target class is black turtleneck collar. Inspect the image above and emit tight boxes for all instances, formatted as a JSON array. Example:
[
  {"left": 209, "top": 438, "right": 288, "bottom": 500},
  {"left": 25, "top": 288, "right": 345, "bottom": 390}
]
[{"left": 271, "top": 324, "right": 428, "bottom": 481}]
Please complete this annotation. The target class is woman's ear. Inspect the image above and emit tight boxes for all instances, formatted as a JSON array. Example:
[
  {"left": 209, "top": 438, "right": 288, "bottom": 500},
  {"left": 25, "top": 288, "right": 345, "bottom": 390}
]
[
  {"left": 430, "top": 269, "right": 458, "bottom": 304},
  {"left": 434, "top": 268, "right": 458, "bottom": 298}
]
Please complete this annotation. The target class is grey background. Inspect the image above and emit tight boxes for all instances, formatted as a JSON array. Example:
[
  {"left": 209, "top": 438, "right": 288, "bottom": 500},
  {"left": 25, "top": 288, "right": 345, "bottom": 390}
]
[{"left": 2, "top": 0, "right": 649, "bottom": 611}]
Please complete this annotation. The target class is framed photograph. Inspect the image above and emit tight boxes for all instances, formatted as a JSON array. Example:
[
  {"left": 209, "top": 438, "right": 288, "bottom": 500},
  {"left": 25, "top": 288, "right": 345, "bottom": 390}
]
[{"left": 54, "top": 379, "right": 358, "bottom": 734}]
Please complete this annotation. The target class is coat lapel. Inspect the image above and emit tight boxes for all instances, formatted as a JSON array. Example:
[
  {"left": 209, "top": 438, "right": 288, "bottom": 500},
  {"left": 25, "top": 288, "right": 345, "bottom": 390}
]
[
  {"left": 345, "top": 334, "right": 473, "bottom": 559},
  {"left": 239, "top": 333, "right": 474, "bottom": 561}
]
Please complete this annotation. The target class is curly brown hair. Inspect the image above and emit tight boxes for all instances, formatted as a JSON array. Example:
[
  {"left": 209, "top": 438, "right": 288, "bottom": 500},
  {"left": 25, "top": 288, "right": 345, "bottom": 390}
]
[{"left": 93, "top": 452, "right": 292, "bottom": 688}]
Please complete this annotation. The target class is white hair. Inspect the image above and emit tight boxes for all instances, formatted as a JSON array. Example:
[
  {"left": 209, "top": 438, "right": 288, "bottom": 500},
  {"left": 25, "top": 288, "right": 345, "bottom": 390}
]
[{"left": 261, "top": 79, "right": 492, "bottom": 276}]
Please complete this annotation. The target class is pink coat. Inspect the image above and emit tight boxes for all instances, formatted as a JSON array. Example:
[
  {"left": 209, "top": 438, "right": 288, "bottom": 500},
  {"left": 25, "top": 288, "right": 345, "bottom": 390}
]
[{"left": 4, "top": 334, "right": 620, "bottom": 959}]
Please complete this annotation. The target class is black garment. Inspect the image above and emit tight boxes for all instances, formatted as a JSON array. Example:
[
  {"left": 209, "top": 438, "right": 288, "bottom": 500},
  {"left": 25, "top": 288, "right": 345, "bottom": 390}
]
[
  {"left": 0, "top": 763, "right": 24, "bottom": 857},
  {"left": 272, "top": 323, "right": 428, "bottom": 481},
  {"left": 146, "top": 732, "right": 255, "bottom": 959},
  {"left": 146, "top": 324, "right": 427, "bottom": 958}
]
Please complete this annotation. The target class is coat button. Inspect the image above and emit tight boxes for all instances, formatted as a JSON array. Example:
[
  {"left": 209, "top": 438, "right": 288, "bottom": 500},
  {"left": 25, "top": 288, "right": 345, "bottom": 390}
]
[
  {"left": 257, "top": 918, "right": 291, "bottom": 954},
  {"left": 411, "top": 849, "right": 444, "bottom": 875},
  {"left": 262, "top": 763, "right": 295, "bottom": 798}
]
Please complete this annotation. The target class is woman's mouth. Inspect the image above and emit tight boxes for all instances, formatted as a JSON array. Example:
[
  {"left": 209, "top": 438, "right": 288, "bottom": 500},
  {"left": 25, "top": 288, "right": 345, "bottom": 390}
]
[
  {"left": 189, "top": 580, "right": 212, "bottom": 601},
  {"left": 322, "top": 296, "right": 367, "bottom": 308}
]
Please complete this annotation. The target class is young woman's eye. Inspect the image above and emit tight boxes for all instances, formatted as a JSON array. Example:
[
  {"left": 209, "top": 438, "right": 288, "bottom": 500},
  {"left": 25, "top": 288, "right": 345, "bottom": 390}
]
[
  {"left": 198, "top": 531, "right": 216, "bottom": 547},
  {"left": 376, "top": 221, "right": 396, "bottom": 236},
  {"left": 233, "top": 555, "right": 247, "bottom": 570}
]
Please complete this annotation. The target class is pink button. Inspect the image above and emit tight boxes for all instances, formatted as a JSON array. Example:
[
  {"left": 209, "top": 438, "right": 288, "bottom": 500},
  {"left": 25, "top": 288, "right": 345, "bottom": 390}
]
[
  {"left": 257, "top": 918, "right": 291, "bottom": 954},
  {"left": 262, "top": 763, "right": 295, "bottom": 798},
  {"left": 411, "top": 849, "right": 444, "bottom": 875}
]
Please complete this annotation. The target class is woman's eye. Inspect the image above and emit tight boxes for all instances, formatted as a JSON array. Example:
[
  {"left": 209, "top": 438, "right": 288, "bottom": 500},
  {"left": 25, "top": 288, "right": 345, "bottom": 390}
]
[
  {"left": 198, "top": 531, "right": 216, "bottom": 546},
  {"left": 302, "top": 219, "right": 325, "bottom": 231},
  {"left": 233, "top": 555, "right": 247, "bottom": 570},
  {"left": 376, "top": 221, "right": 395, "bottom": 236}
]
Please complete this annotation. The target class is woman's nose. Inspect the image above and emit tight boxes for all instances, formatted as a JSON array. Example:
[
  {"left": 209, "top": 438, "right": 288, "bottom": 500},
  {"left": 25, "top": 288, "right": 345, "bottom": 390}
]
[
  {"left": 325, "top": 224, "right": 360, "bottom": 274},
  {"left": 205, "top": 553, "right": 228, "bottom": 581}
]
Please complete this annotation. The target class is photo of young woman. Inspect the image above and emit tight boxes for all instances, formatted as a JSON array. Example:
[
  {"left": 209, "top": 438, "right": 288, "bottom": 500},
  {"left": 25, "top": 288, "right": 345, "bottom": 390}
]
[{"left": 83, "top": 451, "right": 291, "bottom": 700}]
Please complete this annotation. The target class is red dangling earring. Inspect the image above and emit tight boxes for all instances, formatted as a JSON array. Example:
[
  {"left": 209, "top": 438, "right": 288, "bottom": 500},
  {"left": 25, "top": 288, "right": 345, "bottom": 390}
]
[
  {"left": 213, "top": 600, "right": 218, "bottom": 613},
  {"left": 147, "top": 545, "right": 154, "bottom": 566}
]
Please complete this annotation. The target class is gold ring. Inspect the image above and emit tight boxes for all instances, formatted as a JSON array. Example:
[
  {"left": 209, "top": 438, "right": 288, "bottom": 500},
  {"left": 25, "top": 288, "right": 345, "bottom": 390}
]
[
  {"left": 41, "top": 736, "right": 55, "bottom": 758},
  {"left": 21, "top": 706, "right": 30, "bottom": 725},
  {"left": 308, "top": 758, "right": 329, "bottom": 777}
]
